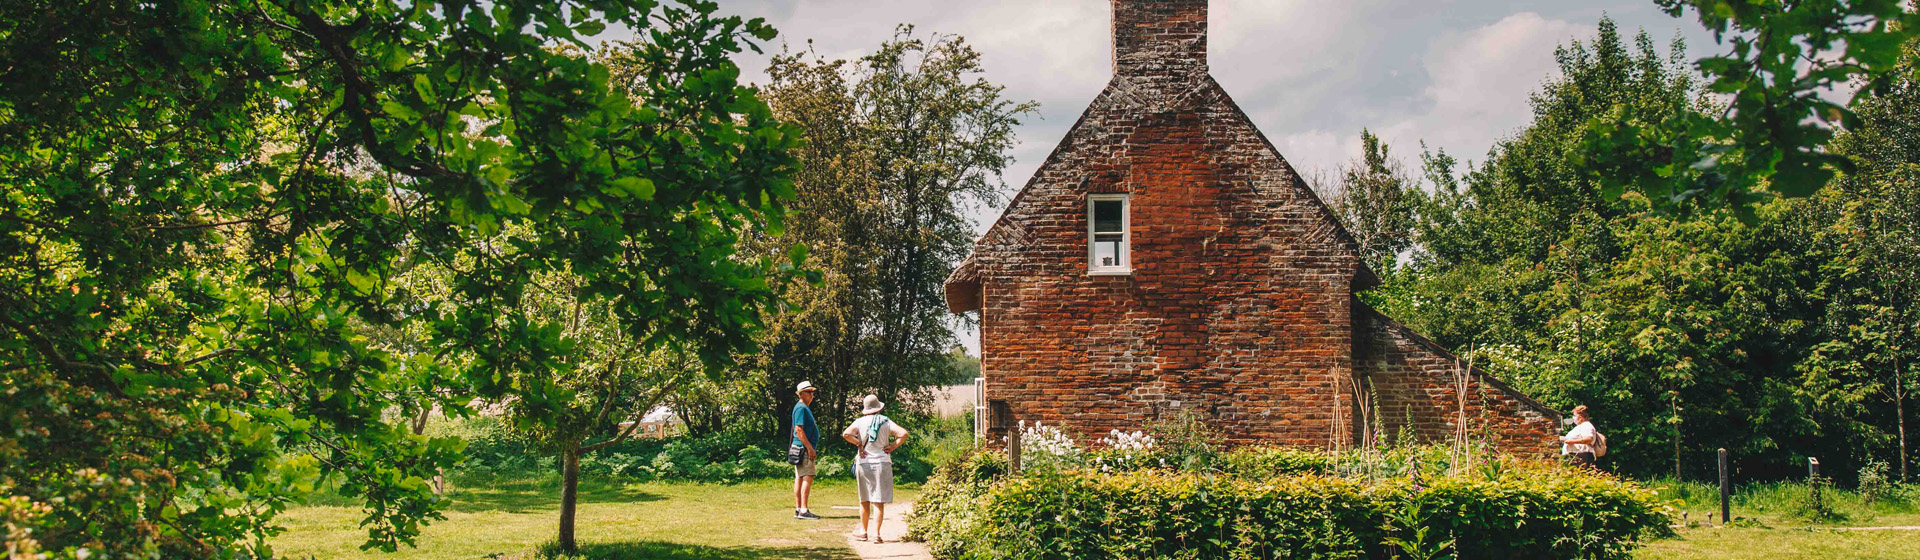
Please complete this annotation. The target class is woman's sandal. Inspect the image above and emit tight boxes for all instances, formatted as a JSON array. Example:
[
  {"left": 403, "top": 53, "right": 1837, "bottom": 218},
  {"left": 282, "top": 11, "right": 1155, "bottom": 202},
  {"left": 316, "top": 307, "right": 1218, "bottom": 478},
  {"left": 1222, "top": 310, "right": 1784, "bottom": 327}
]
[
  {"left": 854, "top": 533, "right": 869, "bottom": 542},
  {"left": 874, "top": 536, "right": 886, "bottom": 544}
]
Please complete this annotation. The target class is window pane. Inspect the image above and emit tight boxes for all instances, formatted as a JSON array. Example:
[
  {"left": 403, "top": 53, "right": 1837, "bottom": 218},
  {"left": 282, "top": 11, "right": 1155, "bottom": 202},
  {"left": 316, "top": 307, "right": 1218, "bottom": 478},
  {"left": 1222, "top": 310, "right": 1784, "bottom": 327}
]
[
  {"left": 1093, "top": 199, "right": 1123, "bottom": 233},
  {"left": 1094, "top": 236, "right": 1124, "bottom": 268}
]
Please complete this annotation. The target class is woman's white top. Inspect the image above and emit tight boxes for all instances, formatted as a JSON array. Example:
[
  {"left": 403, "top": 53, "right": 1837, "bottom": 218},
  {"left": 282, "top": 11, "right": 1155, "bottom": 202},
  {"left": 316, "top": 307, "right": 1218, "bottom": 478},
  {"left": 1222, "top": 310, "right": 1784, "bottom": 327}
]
[
  {"left": 843, "top": 414, "right": 906, "bottom": 465},
  {"left": 1562, "top": 421, "right": 1596, "bottom": 455}
]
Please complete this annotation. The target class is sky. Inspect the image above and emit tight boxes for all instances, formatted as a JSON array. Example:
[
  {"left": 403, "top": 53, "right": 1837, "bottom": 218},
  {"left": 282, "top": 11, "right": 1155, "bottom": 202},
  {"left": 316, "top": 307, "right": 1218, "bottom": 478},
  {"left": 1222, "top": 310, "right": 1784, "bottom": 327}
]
[{"left": 636, "top": 1, "right": 1721, "bottom": 355}]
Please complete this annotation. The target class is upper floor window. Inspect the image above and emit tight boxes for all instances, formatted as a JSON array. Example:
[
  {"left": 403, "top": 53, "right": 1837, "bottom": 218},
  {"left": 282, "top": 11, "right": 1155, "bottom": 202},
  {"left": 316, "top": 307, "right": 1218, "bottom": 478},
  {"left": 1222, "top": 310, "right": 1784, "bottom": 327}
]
[{"left": 1088, "top": 194, "right": 1130, "bottom": 275}]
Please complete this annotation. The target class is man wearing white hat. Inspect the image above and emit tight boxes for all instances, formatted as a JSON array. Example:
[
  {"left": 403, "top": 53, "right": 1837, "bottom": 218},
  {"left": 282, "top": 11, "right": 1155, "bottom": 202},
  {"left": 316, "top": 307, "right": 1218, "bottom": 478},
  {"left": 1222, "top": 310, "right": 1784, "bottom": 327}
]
[
  {"left": 840, "top": 394, "right": 909, "bottom": 542},
  {"left": 790, "top": 381, "right": 821, "bottom": 519}
]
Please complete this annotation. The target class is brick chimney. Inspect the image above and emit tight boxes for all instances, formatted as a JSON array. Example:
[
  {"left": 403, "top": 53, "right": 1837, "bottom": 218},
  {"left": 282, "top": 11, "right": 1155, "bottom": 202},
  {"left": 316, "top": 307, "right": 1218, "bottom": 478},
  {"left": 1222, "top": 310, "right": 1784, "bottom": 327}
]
[{"left": 1112, "top": 0, "right": 1208, "bottom": 79}]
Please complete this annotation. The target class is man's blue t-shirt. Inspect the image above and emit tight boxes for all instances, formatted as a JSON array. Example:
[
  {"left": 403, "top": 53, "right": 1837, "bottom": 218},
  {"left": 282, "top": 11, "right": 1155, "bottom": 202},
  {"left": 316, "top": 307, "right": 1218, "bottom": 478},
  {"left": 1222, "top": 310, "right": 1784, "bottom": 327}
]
[{"left": 792, "top": 402, "right": 819, "bottom": 449}]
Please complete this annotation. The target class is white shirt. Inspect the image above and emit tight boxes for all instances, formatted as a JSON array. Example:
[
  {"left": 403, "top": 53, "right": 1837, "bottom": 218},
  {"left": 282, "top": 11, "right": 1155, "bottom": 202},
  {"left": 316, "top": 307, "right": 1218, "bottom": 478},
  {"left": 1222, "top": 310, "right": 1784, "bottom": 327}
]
[
  {"left": 843, "top": 415, "right": 906, "bottom": 465},
  {"left": 1562, "top": 421, "right": 1596, "bottom": 455}
]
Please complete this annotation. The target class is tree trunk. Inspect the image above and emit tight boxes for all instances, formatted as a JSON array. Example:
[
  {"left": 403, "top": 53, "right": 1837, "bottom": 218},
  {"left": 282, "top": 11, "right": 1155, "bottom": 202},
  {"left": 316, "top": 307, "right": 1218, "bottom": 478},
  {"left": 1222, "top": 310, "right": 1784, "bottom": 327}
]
[
  {"left": 1672, "top": 398, "right": 1682, "bottom": 481},
  {"left": 410, "top": 408, "right": 445, "bottom": 494},
  {"left": 558, "top": 448, "right": 581, "bottom": 553},
  {"left": 1899, "top": 353, "right": 1908, "bottom": 482}
]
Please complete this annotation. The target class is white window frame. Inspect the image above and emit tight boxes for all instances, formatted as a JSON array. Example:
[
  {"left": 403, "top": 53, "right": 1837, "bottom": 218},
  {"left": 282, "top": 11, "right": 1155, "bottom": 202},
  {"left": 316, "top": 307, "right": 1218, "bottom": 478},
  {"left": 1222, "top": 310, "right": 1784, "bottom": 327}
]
[
  {"left": 1087, "top": 193, "right": 1131, "bottom": 275},
  {"left": 973, "top": 376, "right": 986, "bottom": 442}
]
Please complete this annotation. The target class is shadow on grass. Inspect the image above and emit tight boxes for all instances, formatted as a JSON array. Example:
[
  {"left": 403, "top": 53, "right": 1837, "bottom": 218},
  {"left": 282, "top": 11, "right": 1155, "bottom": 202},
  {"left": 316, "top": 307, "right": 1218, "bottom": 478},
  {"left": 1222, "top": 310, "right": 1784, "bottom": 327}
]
[
  {"left": 536, "top": 541, "right": 856, "bottom": 560},
  {"left": 445, "top": 477, "right": 664, "bottom": 514}
]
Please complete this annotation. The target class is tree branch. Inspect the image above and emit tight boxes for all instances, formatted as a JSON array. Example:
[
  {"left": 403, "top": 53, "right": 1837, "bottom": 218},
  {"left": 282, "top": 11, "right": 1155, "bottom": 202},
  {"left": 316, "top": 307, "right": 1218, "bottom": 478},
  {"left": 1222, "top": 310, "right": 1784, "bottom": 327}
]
[
  {"left": 148, "top": 213, "right": 285, "bottom": 231},
  {"left": 581, "top": 373, "right": 688, "bottom": 453}
]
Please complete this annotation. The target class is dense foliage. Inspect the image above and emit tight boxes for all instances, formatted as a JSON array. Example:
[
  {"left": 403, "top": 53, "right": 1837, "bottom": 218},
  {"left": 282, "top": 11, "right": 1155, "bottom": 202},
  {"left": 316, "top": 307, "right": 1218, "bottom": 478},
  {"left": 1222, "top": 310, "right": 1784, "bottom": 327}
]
[
  {"left": 1361, "top": 21, "right": 1918, "bottom": 481},
  {"left": 1315, "top": 130, "right": 1420, "bottom": 274},
  {"left": 0, "top": 0, "right": 796, "bottom": 556},
  {"left": 911, "top": 448, "right": 1669, "bottom": 560},
  {"left": 728, "top": 27, "right": 1032, "bottom": 438},
  {"left": 449, "top": 411, "right": 978, "bottom": 485},
  {"left": 453, "top": 418, "right": 790, "bottom": 484},
  {"left": 1581, "top": 0, "right": 1919, "bottom": 213}
]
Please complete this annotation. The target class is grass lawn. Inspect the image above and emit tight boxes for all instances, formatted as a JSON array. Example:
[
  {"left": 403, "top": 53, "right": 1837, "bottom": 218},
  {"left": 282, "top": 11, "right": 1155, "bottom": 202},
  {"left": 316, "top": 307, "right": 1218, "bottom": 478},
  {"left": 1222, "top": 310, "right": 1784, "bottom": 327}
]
[
  {"left": 273, "top": 475, "right": 917, "bottom": 560},
  {"left": 1634, "top": 477, "right": 1920, "bottom": 559},
  {"left": 1638, "top": 526, "right": 1920, "bottom": 560},
  {"left": 276, "top": 470, "right": 1920, "bottom": 560}
]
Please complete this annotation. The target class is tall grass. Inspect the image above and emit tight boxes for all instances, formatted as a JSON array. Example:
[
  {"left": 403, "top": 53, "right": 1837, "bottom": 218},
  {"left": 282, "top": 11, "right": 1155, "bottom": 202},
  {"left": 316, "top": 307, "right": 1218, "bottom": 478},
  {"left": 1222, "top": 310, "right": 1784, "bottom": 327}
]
[{"left": 1644, "top": 476, "right": 1920, "bottom": 525}]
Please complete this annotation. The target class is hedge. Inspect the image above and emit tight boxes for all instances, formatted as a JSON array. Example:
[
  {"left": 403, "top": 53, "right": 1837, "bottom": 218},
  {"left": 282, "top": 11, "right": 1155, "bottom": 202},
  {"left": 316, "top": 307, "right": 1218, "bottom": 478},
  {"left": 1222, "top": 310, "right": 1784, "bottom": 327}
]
[
  {"left": 911, "top": 451, "right": 1670, "bottom": 560},
  {"left": 909, "top": 452, "right": 1009, "bottom": 559}
]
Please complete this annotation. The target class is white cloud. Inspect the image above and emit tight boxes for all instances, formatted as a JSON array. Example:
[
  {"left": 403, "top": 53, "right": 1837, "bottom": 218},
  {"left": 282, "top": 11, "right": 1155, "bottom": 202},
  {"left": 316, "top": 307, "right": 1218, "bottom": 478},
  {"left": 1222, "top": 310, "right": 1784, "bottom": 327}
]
[{"left": 1374, "top": 12, "right": 1586, "bottom": 165}]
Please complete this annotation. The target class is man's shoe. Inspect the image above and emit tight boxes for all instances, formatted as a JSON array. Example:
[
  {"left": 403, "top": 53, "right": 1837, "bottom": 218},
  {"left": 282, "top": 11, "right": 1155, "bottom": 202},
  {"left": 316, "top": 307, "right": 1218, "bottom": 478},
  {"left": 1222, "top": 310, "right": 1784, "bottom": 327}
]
[{"left": 796, "top": 511, "right": 822, "bottom": 520}]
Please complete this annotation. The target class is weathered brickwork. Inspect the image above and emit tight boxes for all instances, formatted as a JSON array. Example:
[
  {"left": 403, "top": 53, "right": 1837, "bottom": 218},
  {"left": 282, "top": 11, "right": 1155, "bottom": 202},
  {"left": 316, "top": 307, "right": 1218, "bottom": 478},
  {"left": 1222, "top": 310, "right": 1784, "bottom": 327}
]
[
  {"left": 945, "top": 0, "right": 1560, "bottom": 453},
  {"left": 1353, "top": 303, "right": 1561, "bottom": 453}
]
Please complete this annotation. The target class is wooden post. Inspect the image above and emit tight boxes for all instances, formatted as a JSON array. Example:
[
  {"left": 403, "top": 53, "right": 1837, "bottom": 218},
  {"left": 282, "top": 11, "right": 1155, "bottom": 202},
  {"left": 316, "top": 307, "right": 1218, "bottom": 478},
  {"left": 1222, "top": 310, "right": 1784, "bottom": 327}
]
[
  {"left": 989, "top": 399, "right": 1019, "bottom": 474},
  {"left": 1808, "top": 456, "right": 1824, "bottom": 515},
  {"left": 1007, "top": 425, "right": 1023, "bottom": 475},
  {"left": 1717, "top": 448, "right": 1730, "bottom": 525}
]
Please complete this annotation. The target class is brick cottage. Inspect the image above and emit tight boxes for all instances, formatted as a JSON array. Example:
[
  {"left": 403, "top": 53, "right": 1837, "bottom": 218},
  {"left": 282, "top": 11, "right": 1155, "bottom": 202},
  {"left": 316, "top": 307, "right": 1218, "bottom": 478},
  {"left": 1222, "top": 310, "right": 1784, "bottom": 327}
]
[{"left": 944, "top": 0, "right": 1562, "bottom": 452}]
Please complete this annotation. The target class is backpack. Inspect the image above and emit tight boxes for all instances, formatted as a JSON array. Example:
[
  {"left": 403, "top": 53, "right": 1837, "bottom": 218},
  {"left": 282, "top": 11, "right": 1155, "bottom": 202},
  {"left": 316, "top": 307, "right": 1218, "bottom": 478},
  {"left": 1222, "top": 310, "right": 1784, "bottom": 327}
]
[{"left": 1591, "top": 430, "right": 1608, "bottom": 458}]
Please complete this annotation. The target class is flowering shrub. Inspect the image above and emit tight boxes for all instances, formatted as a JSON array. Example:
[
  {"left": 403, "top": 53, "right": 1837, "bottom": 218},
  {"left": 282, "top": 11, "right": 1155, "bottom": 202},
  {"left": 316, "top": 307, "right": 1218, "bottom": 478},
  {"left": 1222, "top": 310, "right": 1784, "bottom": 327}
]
[
  {"left": 1086, "top": 429, "right": 1161, "bottom": 473},
  {"left": 1010, "top": 421, "right": 1081, "bottom": 473},
  {"left": 1096, "top": 428, "right": 1156, "bottom": 452}
]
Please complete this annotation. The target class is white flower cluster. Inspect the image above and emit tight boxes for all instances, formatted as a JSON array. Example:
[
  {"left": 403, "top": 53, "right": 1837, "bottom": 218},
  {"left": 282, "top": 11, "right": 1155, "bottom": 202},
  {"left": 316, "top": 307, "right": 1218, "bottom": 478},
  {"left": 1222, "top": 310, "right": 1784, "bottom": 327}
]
[
  {"left": 1096, "top": 428, "right": 1155, "bottom": 452},
  {"left": 1014, "top": 420, "right": 1081, "bottom": 462}
]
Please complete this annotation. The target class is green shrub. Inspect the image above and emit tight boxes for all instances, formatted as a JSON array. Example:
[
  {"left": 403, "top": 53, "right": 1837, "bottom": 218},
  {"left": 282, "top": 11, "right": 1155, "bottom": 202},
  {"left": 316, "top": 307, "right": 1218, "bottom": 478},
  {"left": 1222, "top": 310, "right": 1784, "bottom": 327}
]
[
  {"left": 1858, "top": 460, "right": 1894, "bottom": 505},
  {"left": 973, "top": 471, "right": 1379, "bottom": 560},
  {"left": 908, "top": 451, "right": 1009, "bottom": 559},
  {"left": 1391, "top": 468, "right": 1671, "bottom": 559},
  {"left": 1145, "top": 408, "right": 1220, "bottom": 472},
  {"left": 1328, "top": 445, "right": 1460, "bottom": 482},
  {"left": 444, "top": 415, "right": 789, "bottom": 484},
  {"left": 915, "top": 453, "right": 1669, "bottom": 560},
  {"left": 1221, "top": 446, "right": 1335, "bottom": 479},
  {"left": 1789, "top": 475, "right": 1849, "bottom": 523},
  {"left": 916, "top": 412, "right": 984, "bottom": 475}
]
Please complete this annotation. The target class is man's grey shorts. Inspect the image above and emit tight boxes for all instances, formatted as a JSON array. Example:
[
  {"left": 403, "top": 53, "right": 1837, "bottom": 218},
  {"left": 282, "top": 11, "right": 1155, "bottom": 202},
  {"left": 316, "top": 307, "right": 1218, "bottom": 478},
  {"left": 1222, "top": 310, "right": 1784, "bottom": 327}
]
[{"left": 794, "top": 454, "right": 816, "bottom": 478}]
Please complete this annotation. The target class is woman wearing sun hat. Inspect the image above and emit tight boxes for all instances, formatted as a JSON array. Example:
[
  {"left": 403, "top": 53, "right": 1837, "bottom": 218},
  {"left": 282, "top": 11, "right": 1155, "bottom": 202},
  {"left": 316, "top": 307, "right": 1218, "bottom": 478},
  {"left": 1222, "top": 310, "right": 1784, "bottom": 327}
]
[{"left": 841, "top": 394, "right": 909, "bottom": 543}]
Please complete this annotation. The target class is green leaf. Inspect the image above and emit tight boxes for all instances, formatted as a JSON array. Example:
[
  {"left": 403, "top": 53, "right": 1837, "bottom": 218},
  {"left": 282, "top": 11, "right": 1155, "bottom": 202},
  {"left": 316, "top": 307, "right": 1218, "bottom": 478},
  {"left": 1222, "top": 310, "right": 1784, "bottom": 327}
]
[{"left": 613, "top": 177, "right": 655, "bottom": 200}]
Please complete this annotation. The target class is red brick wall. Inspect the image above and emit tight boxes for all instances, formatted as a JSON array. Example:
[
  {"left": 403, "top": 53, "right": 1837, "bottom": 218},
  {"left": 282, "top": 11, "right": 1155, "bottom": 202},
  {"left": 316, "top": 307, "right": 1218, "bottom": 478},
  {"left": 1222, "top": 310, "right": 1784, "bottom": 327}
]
[
  {"left": 972, "top": 74, "right": 1366, "bottom": 448},
  {"left": 1113, "top": 0, "right": 1207, "bottom": 80},
  {"left": 1352, "top": 302, "right": 1562, "bottom": 454}
]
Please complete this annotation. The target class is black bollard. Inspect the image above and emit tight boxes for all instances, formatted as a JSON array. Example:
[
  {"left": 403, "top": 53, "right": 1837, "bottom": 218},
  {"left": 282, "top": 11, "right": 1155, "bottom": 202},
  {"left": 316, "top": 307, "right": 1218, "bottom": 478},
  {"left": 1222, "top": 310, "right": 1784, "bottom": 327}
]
[{"left": 1718, "top": 448, "right": 1730, "bottom": 525}]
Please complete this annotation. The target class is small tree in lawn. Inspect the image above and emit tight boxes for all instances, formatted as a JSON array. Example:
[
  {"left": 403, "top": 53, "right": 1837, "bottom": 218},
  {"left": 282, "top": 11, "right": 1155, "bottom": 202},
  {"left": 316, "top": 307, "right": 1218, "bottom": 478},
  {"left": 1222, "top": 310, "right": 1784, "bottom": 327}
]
[{"left": 501, "top": 267, "right": 711, "bottom": 553}]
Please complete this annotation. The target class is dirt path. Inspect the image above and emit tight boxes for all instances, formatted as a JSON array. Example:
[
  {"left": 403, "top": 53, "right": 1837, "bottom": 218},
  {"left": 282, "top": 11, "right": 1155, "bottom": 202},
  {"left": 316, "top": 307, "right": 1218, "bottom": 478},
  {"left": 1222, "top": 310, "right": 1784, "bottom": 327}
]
[{"left": 841, "top": 502, "right": 932, "bottom": 560}]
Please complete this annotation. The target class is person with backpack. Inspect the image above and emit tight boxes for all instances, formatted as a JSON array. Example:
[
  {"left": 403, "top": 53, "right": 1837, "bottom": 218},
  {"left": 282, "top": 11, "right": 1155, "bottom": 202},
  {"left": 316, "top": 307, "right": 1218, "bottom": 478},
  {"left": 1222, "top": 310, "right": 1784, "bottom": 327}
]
[
  {"left": 1560, "top": 405, "right": 1605, "bottom": 469},
  {"left": 841, "top": 394, "right": 909, "bottom": 543}
]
